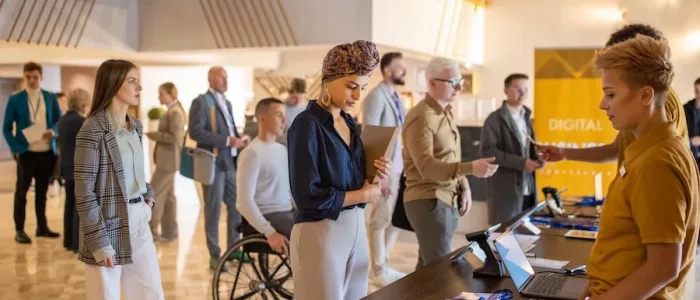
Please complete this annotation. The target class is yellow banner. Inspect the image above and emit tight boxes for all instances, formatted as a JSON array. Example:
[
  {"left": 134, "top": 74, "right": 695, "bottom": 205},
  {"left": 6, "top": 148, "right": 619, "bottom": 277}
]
[{"left": 534, "top": 49, "right": 618, "bottom": 197}]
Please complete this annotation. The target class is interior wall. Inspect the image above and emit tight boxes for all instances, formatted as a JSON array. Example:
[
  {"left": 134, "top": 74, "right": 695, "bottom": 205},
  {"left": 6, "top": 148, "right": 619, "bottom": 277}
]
[
  {"left": 61, "top": 66, "right": 97, "bottom": 95},
  {"left": 480, "top": 0, "right": 700, "bottom": 111}
]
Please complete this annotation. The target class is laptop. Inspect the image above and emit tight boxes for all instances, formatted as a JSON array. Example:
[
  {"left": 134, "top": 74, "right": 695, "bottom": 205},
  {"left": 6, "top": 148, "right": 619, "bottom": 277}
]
[{"left": 493, "top": 230, "right": 588, "bottom": 299}]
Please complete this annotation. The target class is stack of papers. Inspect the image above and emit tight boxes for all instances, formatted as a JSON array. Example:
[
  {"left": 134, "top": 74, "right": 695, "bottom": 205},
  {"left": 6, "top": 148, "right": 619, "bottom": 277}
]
[
  {"left": 489, "top": 232, "right": 540, "bottom": 253},
  {"left": 527, "top": 257, "right": 569, "bottom": 269}
]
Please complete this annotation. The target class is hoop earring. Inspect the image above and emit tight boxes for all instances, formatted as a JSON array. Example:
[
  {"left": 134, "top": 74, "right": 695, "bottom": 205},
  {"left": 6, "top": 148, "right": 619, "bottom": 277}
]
[{"left": 320, "top": 86, "right": 331, "bottom": 107}]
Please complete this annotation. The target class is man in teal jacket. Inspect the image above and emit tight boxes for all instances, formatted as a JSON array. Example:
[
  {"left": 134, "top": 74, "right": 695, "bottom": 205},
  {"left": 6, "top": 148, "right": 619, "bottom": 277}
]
[{"left": 3, "top": 62, "right": 62, "bottom": 244}]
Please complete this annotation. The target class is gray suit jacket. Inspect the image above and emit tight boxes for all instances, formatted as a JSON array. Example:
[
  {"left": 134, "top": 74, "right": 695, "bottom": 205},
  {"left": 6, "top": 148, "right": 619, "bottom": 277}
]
[
  {"left": 188, "top": 90, "right": 239, "bottom": 171},
  {"left": 479, "top": 103, "right": 538, "bottom": 225},
  {"left": 153, "top": 102, "right": 186, "bottom": 172},
  {"left": 74, "top": 110, "right": 155, "bottom": 266},
  {"left": 362, "top": 82, "right": 404, "bottom": 127}
]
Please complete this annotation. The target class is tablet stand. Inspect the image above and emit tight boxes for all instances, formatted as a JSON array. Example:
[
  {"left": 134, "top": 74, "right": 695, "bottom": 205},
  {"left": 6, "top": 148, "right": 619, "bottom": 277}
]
[{"left": 465, "top": 230, "right": 505, "bottom": 277}]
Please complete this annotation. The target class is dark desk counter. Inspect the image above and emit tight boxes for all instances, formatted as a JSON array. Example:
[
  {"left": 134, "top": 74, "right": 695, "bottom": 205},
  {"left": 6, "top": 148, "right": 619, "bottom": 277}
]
[
  {"left": 364, "top": 204, "right": 596, "bottom": 300},
  {"left": 363, "top": 232, "right": 592, "bottom": 300}
]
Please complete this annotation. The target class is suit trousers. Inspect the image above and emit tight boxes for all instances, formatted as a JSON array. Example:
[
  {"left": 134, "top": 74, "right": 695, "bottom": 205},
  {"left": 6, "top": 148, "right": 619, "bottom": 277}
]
[
  {"left": 149, "top": 168, "right": 178, "bottom": 239},
  {"left": 14, "top": 151, "right": 55, "bottom": 231},
  {"left": 85, "top": 201, "right": 164, "bottom": 300},
  {"left": 202, "top": 168, "right": 240, "bottom": 258},
  {"left": 366, "top": 172, "right": 402, "bottom": 275},
  {"left": 291, "top": 207, "right": 369, "bottom": 300},
  {"left": 63, "top": 180, "right": 79, "bottom": 251},
  {"left": 404, "top": 198, "right": 459, "bottom": 269}
]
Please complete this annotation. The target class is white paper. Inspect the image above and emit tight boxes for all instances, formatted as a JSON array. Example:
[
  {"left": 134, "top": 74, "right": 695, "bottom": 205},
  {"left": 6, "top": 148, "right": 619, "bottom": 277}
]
[
  {"left": 22, "top": 123, "right": 45, "bottom": 144},
  {"left": 527, "top": 257, "right": 569, "bottom": 269},
  {"left": 490, "top": 233, "right": 540, "bottom": 254},
  {"left": 594, "top": 172, "right": 603, "bottom": 200}
]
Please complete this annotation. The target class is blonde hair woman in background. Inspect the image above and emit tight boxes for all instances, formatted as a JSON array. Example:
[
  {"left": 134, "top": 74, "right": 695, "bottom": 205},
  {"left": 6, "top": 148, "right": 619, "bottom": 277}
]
[
  {"left": 146, "top": 82, "right": 186, "bottom": 242},
  {"left": 58, "top": 88, "right": 91, "bottom": 253}
]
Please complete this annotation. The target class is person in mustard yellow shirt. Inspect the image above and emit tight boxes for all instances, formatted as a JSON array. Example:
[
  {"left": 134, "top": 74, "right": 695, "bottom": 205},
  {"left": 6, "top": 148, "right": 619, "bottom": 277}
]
[
  {"left": 580, "top": 35, "right": 700, "bottom": 300},
  {"left": 539, "top": 24, "right": 688, "bottom": 165}
]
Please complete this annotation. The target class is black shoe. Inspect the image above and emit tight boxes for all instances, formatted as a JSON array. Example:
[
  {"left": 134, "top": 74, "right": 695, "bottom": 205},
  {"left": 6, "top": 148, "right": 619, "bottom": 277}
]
[
  {"left": 36, "top": 229, "right": 60, "bottom": 238},
  {"left": 15, "top": 231, "right": 32, "bottom": 244}
]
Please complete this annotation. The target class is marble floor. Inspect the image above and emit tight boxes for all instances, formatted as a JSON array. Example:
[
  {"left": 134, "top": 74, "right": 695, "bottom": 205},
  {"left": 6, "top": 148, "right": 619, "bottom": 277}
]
[{"left": 0, "top": 159, "right": 698, "bottom": 299}]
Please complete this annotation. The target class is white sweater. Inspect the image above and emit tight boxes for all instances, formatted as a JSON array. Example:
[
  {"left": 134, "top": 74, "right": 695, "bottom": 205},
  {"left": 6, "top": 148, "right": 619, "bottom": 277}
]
[{"left": 235, "top": 138, "right": 294, "bottom": 237}]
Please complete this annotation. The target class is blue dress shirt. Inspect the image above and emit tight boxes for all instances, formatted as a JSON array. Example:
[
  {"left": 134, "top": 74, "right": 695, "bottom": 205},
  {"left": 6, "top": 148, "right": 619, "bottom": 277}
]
[{"left": 287, "top": 100, "right": 366, "bottom": 224}]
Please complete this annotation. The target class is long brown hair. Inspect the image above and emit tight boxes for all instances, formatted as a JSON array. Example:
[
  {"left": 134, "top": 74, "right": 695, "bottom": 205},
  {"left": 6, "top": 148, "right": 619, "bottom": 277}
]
[{"left": 89, "top": 59, "right": 137, "bottom": 117}]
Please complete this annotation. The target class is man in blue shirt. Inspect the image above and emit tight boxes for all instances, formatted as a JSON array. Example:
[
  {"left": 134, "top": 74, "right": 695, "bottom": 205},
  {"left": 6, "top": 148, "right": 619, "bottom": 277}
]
[
  {"left": 3, "top": 62, "right": 62, "bottom": 244},
  {"left": 683, "top": 77, "right": 700, "bottom": 167},
  {"left": 361, "top": 52, "right": 408, "bottom": 286}
]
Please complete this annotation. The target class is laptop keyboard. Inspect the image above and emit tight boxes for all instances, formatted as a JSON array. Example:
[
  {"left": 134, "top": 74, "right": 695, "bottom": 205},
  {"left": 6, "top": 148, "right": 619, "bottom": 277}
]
[{"left": 529, "top": 274, "right": 567, "bottom": 295}]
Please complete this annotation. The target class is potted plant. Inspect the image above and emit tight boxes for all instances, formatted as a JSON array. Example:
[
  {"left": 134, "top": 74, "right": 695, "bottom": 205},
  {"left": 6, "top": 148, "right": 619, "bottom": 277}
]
[{"left": 147, "top": 107, "right": 164, "bottom": 130}]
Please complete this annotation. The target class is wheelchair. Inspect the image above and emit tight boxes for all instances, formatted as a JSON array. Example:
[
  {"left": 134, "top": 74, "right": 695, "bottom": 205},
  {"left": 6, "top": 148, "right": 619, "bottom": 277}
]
[{"left": 212, "top": 218, "right": 293, "bottom": 299}]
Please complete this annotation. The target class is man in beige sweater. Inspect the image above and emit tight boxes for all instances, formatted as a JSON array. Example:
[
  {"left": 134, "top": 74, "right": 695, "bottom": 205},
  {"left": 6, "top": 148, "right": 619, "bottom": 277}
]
[{"left": 402, "top": 57, "right": 498, "bottom": 268}]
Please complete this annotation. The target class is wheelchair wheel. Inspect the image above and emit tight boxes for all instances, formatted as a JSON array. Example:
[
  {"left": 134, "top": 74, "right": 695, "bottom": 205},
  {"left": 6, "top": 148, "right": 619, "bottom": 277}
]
[{"left": 212, "top": 236, "right": 293, "bottom": 300}]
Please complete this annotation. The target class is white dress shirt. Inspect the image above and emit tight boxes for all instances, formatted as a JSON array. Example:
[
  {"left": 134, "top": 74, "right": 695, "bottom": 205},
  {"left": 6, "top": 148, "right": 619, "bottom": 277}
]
[
  {"left": 506, "top": 104, "right": 530, "bottom": 196},
  {"left": 26, "top": 89, "right": 51, "bottom": 152},
  {"left": 209, "top": 88, "right": 238, "bottom": 156}
]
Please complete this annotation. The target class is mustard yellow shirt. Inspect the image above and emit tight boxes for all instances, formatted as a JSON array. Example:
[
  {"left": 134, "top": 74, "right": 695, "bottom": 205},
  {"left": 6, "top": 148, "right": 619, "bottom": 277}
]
[
  {"left": 588, "top": 123, "right": 700, "bottom": 300},
  {"left": 618, "top": 88, "right": 689, "bottom": 163}
]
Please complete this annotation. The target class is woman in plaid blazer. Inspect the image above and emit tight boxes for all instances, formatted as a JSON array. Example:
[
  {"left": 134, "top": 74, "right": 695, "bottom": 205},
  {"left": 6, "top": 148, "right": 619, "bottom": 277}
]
[{"left": 74, "top": 59, "right": 164, "bottom": 300}]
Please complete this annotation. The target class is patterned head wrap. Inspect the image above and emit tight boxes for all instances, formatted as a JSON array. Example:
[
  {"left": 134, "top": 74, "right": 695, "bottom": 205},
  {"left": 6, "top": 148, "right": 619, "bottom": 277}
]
[{"left": 322, "top": 40, "right": 380, "bottom": 83}]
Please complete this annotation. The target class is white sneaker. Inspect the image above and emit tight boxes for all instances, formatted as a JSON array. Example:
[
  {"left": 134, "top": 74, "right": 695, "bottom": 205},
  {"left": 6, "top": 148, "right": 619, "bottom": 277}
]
[{"left": 370, "top": 267, "right": 406, "bottom": 287}]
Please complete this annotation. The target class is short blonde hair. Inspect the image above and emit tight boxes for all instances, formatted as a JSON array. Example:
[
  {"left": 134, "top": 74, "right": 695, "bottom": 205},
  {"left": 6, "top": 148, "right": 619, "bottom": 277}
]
[
  {"left": 595, "top": 34, "right": 674, "bottom": 106},
  {"left": 67, "top": 88, "right": 91, "bottom": 112}
]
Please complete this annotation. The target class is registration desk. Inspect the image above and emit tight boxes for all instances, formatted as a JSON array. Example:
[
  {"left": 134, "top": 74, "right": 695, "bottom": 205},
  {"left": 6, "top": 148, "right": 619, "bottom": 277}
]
[{"left": 363, "top": 202, "right": 598, "bottom": 300}]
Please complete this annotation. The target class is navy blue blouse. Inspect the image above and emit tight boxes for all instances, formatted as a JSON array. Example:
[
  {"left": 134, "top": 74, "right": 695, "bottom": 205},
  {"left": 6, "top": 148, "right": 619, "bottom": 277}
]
[{"left": 287, "top": 100, "right": 366, "bottom": 224}]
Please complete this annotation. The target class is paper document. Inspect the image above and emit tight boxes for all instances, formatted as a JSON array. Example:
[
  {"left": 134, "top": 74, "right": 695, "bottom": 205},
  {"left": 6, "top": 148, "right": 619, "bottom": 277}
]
[
  {"left": 490, "top": 233, "right": 539, "bottom": 253},
  {"left": 527, "top": 257, "right": 569, "bottom": 269},
  {"left": 22, "top": 123, "right": 45, "bottom": 144},
  {"left": 360, "top": 125, "right": 400, "bottom": 183}
]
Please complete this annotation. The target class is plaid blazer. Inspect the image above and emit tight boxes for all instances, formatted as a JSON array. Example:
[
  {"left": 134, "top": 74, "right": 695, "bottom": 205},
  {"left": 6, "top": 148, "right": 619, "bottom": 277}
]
[{"left": 74, "top": 110, "right": 154, "bottom": 266}]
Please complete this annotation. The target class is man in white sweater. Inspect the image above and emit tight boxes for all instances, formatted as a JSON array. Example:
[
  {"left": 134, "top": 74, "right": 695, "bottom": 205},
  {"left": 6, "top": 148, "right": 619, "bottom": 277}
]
[{"left": 236, "top": 98, "right": 295, "bottom": 254}]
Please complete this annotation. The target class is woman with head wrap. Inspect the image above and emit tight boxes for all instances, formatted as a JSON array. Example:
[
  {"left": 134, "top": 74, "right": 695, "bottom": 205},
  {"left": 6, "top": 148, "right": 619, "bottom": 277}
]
[{"left": 287, "top": 40, "right": 391, "bottom": 299}]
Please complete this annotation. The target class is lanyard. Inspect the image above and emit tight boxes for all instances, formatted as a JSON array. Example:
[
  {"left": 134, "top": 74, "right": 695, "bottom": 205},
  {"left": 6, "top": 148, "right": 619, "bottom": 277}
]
[{"left": 28, "top": 95, "right": 41, "bottom": 122}]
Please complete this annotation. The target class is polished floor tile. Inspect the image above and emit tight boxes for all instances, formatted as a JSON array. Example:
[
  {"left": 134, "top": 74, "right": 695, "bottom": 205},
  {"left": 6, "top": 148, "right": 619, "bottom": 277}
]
[{"left": 0, "top": 160, "right": 697, "bottom": 299}]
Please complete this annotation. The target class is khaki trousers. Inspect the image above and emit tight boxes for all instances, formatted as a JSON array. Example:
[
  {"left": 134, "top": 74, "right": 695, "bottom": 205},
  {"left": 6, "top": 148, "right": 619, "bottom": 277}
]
[
  {"left": 291, "top": 207, "right": 368, "bottom": 300},
  {"left": 149, "top": 168, "right": 178, "bottom": 239},
  {"left": 365, "top": 172, "right": 402, "bottom": 275}
]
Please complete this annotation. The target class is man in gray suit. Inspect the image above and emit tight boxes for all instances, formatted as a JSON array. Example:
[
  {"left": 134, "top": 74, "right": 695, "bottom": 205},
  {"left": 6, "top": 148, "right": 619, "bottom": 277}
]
[
  {"left": 189, "top": 66, "right": 251, "bottom": 269},
  {"left": 361, "top": 52, "right": 407, "bottom": 286},
  {"left": 480, "top": 73, "right": 543, "bottom": 226}
]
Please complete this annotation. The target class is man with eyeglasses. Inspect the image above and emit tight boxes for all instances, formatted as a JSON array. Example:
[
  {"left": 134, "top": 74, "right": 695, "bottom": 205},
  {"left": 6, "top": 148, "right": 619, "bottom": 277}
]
[
  {"left": 402, "top": 57, "right": 498, "bottom": 269},
  {"left": 480, "top": 73, "right": 543, "bottom": 226}
]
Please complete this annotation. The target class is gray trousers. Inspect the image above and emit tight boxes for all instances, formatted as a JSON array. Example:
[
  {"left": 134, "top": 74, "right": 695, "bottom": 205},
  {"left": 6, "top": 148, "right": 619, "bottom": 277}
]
[
  {"left": 291, "top": 207, "right": 368, "bottom": 300},
  {"left": 149, "top": 168, "right": 178, "bottom": 239},
  {"left": 202, "top": 169, "right": 240, "bottom": 258},
  {"left": 263, "top": 210, "right": 295, "bottom": 239},
  {"left": 404, "top": 198, "right": 458, "bottom": 269}
]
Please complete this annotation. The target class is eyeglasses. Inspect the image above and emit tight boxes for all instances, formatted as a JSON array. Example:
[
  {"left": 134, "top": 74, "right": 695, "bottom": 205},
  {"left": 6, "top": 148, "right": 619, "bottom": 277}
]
[{"left": 432, "top": 77, "right": 464, "bottom": 88}]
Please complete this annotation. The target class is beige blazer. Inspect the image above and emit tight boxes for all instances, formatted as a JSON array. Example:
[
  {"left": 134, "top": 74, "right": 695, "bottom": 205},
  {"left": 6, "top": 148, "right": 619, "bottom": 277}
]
[
  {"left": 153, "top": 101, "right": 186, "bottom": 172},
  {"left": 74, "top": 110, "right": 155, "bottom": 266}
]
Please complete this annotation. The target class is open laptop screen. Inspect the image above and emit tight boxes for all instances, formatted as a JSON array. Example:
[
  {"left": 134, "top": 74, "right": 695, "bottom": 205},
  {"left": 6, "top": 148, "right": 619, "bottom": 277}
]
[{"left": 494, "top": 230, "right": 536, "bottom": 290}]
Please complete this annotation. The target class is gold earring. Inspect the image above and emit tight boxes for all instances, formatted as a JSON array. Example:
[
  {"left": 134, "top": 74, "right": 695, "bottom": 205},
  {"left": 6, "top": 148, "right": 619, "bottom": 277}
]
[{"left": 321, "top": 86, "right": 331, "bottom": 107}]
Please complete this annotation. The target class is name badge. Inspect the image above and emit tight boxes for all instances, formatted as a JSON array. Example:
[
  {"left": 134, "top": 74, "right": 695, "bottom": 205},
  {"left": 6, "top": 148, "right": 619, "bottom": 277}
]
[{"left": 619, "top": 166, "right": 627, "bottom": 177}]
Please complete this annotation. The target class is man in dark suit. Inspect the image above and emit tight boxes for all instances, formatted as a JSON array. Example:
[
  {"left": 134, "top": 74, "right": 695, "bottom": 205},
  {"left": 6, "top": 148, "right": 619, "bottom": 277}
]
[
  {"left": 189, "top": 66, "right": 251, "bottom": 269},
  {"left": 683, "top": 77, "right": 700, "bottom": 167},
  {"left": 480, "top": 73, "right": 543, "bottom": 225},
  {"left": 2, "top": 62, "right": 62, "bottom": 244}
]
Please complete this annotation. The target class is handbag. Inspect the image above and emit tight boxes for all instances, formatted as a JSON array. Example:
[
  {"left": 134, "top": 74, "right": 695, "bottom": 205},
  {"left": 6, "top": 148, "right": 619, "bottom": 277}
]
[
  {"left": 179, "top": 94, "right": 219, "bottom": 185},
  {"left": 391, "top": 173, "right": 414, "bottom": 232}
]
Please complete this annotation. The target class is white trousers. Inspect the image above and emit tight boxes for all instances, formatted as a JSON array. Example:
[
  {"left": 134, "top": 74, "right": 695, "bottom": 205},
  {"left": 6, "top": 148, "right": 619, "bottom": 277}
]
[
  {"left": 85, "top": 201, "right": 164, "bottom": 300},
  {"left": 291, "top": 207, "right": 368, "bottom": 300},
  {"left": 365, "top": 172, "right": 402, "bottom": 275}
]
